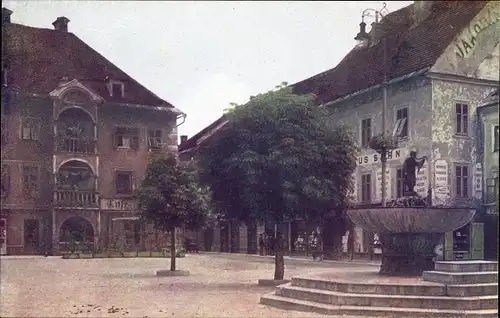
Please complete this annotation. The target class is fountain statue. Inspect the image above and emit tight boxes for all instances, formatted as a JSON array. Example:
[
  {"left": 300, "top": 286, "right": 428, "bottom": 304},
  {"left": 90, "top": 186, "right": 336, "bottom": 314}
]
[{"left": 347, "top": 151, "right": 475, "bottom": 276}]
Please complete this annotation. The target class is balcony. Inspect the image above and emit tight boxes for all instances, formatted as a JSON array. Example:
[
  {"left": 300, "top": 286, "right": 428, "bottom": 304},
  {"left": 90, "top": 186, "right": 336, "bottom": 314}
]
[
  {"left": 54, "top": 190, "right": 99, "bottom": 208},
  {"left": 56, "top": 137, "right": 97, "bottom": 155}
]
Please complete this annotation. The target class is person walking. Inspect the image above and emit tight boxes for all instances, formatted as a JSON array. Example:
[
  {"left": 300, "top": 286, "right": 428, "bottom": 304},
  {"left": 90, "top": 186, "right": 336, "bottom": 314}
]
[{"left": 259, "top": 234, "right": 265, "bottom": 256}]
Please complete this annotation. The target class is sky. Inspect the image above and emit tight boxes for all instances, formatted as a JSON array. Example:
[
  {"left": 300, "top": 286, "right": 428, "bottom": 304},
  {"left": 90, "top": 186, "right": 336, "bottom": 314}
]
[{"left": 4, "top": 0, "right": 412, "bottom": 139}]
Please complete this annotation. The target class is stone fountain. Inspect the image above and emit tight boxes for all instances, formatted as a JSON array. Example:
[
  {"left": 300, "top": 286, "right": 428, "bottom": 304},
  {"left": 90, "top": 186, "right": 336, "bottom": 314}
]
[{"left": 347, "top": 150, "right": 476, "bottom": 276}]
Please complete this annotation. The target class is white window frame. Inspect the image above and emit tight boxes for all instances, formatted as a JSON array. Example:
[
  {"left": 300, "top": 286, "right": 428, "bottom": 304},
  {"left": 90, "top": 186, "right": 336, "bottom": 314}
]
[
  {"left": 393, "top": 106, "right": 409, "bottom": 138},
  {"left": 20, "top": 118, "right": 40, "bottom": 141}
]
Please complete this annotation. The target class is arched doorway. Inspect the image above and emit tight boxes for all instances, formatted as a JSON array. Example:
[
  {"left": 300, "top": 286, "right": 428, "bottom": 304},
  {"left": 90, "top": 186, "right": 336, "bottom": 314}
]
[{"left": 59, "top": 216, "right": 94, "bottom": 252}]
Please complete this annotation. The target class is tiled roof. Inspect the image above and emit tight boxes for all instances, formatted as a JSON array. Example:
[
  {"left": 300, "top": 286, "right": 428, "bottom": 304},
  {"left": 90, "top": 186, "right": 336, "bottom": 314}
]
[
  {"left": 178, "top": 114, "right": 228, "bottom": 152},
  {"left": 292, "top": 1, "right": 488, "bottom": 104},
  {"left": 2, "top": 21, "right": 175, "bottom": 108}
]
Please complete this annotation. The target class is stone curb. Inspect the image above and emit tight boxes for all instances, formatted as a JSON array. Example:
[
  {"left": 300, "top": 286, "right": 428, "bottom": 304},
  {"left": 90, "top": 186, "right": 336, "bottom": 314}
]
[{"left": 196, "top": 251, "right": 381, "bottom": 267}]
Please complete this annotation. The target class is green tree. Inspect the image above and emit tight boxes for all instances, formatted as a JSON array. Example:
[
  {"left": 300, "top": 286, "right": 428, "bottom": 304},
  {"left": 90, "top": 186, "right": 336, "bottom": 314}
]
[
  {"left": 136, "top": 156, "right": 214, "bottom": 271},
  {"left": 198, "top": 83, "right": 357, "bottom": 280}
]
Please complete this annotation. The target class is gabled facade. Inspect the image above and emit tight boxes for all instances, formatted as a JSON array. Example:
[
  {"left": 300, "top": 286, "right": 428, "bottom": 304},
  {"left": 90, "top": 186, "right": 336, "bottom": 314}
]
[
  {"left": 292, "top": 0, "right": 499, "bottom": 259},
  {"left": 1, "top": 9, "right": 184, "bottom": 255}
]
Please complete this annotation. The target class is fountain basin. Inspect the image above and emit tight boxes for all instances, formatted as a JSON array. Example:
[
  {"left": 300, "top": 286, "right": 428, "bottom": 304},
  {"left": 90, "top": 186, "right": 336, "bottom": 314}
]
[
  {"left": 347, "top": 207, "right": 476, "bottom": 276},
  {"left": 347, "top": 207, "right": 476, "bottom": 234}
]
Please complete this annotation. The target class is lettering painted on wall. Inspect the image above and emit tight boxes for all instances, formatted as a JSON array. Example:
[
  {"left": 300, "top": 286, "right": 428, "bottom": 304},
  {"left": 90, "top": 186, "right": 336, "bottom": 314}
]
[
  {"left": 415, "top": 167, "right": 428, "bottom": 198},
  {"left": 474, "top": 163, "right": 483, "bottom": 200},
  {"left": 433, "top": 160, "right": 450, "bottom": 205},
  {"left": 100, "top": 199, "right": 137, "bottom": 211},
  {"left": 375, "top": 168, "right": 392, "bottom": 202},
  {"left": 357, "top": 148, "right": 407, "bottom": 166},
  {"left": 454, "top": 5, "right": 500, "bottom": 59}
]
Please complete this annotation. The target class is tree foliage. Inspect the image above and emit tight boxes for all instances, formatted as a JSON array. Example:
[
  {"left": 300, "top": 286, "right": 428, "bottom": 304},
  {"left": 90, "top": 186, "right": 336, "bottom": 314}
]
[
  {"left": 198, "top": 83, "right": 357, "bottom": 278},
  {"left": 137, "top": 156, "right": 215, "bottom": 231}
]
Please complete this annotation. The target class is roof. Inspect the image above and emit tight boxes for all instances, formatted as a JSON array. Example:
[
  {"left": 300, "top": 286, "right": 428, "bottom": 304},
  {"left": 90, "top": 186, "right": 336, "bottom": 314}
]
[
  {"left": 292, "top": 1, "right": 488, "bottom": 104},
  {"left": 2, "top": 20, "right": 176, "bottom": 108},
  {"left": 178, "top": 114, "right": 228, "bottom": 153}
]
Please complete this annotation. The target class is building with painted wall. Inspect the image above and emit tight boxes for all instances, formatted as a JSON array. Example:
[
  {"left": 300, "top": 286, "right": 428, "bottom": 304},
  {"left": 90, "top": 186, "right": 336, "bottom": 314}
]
[
  {"left": 292, "top": 0, "right": 500, "bottom": 259},
  {"left": 0, "top": 9, "right": 184, "bottom": 255}
]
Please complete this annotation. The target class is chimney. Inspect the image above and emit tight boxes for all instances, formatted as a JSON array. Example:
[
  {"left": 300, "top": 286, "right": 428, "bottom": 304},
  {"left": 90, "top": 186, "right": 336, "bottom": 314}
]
[
  {"left": 52, "top": 16, "right": 70, "bottom": 32},
  {"left": 413, "top": 1, "right": 434, "bottom": 24},
  {"left": 2, "top": 7, "right": 13, "bottom": 24},
  {"left": 369, "top": 22, "right": 384, "bottom": 46},
  {"left": 180, "top": 135, "right": 188, "bottom": 144}
]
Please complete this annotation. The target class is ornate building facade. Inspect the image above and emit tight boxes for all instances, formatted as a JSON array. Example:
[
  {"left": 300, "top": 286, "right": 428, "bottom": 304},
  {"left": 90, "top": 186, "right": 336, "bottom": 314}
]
[{"left": 1, "top": 9, "right": 184, "bottom": 255}]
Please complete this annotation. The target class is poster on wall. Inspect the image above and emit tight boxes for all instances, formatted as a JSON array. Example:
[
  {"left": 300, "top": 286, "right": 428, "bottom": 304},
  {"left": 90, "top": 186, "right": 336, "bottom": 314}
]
[
  {"left": 375, "top": 168, "right": 391, "bottom": 202},
  {"left": 474, "top": 163, "right": 483, "bottom": 200},
  {"left": 0, "top": 218, "right": 6, "bottom": 255},
  {"left": 415, "top": 166, "right": 428, "bottom": 198},
  {"left": 433, "top": 159, "right": 450, "bottom": 205}
]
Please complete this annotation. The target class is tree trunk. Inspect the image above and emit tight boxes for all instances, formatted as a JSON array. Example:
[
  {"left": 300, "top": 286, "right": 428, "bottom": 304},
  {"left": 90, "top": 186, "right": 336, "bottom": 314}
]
[
  {"left": 273, "top": 226, "right": 285, "bottom": 280},
  {"left": 170, "top": 229, "right": 176, "bottom": 272}
]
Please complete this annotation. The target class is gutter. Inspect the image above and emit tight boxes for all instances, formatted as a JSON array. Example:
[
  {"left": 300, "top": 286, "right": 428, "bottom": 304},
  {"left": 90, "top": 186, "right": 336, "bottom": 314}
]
[{"left": 320, "top": 67, "right": 430, "bottom": 108}]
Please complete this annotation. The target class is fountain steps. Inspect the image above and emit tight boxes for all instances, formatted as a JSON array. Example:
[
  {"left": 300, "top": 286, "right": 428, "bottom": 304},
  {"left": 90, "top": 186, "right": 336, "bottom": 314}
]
[
  {"left": 422, "top": 271, "right": 498, "bottom": 285},
  {"left": 260, "top": 261, "right": 498, "bottom": 317},
  {"left": 274, "top": 283, "right": 497, "bottom": 310},
  {"left": 435, "top": 261, "right": 498, "bottom": 273},
  {"left": 260, "top": 293, "right": 499, "bottom": 318},
  {"left": 290, "top": 276, "right": 498, "bottom": 297}
]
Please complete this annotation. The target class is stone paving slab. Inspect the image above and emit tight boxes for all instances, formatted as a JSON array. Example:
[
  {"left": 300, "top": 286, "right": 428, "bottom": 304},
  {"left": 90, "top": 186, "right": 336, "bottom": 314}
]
[{"left": 0, "top": 254, "right": 371, "bottom": 317}]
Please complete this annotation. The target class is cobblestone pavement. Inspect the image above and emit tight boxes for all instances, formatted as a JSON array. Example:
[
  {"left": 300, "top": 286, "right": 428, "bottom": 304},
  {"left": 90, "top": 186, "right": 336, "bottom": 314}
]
[{"left": 0, "top": 254, "right": 372, "bottom": 317}]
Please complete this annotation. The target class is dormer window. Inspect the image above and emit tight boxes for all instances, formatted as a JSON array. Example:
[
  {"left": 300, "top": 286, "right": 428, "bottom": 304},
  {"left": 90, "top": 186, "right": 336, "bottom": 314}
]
[{"left": 107, "top": 79, "right": 124, "bottom": 98}]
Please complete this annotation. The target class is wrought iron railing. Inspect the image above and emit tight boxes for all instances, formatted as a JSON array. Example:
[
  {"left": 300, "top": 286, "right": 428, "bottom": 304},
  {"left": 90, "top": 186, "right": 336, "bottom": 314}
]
[
  {"left": 54, "top": 190, "right": 99, "bottom": 208},
  {"left": 56, "top": 137, "right": 97, "bottom": 154}
]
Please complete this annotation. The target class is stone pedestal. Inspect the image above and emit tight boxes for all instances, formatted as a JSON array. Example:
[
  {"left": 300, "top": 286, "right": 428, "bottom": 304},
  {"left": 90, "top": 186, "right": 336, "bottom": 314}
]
[{"left": 379, "top": 233, "right": 441, "bottom": 276}]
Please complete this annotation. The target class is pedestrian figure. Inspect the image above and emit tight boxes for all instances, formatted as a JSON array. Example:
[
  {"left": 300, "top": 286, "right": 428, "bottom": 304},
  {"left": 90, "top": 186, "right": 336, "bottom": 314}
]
[
  {"left": 259, "top": 234, "right": 265, "bottom": 256},
  {"left": 311, "top": 231, "right": 323, "bottom": 261}
]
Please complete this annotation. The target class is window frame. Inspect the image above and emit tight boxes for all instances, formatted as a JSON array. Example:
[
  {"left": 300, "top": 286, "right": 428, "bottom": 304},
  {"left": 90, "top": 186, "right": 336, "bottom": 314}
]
[
  {"left": 113, "top": 126, "right": 139, "bottom": 150},
  {"left": 454, "top": 164, "right": 470, "bottom": 198},
  {"left": 361, "top": 173, "right": 372, "bottom": 203},
  {"left": 454, "top": 102, "right": 469, "bottom": 136},
  {"left": 394, "top": 107, "right": 409, "bottom": 138},
  {"left": 395, "top": 168, "right": 404, "bottom": 198},
  {"left": 115, "top": 170, "right": 133, "bottom": 195},
  {"left": 20, "top": 118, "right": 40, "bottom": 141},
  {"left": 147, "top": 129, "right": 163, "bottom": 151},
  {"left": 493, "top": 125, "right": 499, "bottom": 152},
  {"left": 1, "top": 164, "right": 10, "bottom": 199},
  {"left": 360, "top": 118, "right": 372, "bottom": 148},
  {"left": 22, "top": 165, "right": 39, "bottom": 196}
]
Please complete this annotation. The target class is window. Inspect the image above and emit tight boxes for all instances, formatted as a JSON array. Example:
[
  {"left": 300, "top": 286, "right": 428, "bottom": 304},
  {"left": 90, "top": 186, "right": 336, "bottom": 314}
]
[
  {"left": 1, "top": 68, "right": 6, "bottom": 86},
  {"left": 1, "top": 116, "right": 6, "bottom": 143},
  {"left": 1, "top": 165, "right": 10, "bottom": 199},
  {"left": 113, "top": 127, "right": 139, "bottom": 149},
  {"left": 115, "top": 171, "right": 132, "bottom": 195},
  {"left": 111, "top": 83, "right": 124, "bottom": 98},
  {"left": 361, "top": 118, "right": 372, "bottom": 148},
  {"left": 493, "top": 125, "right": 499, "bottom": 152},
  {"left": 393, "top": 108, "right": 408, "bottom": 138},
  {"left": 22, "top": 165, "right": 38, "bottom": 195},
  {"left": 455, "top": 103, "right": 469, "bottom": 136},
  {"left": 396, "top": 168, "right": 404, "bottom": 198},
  {"left": 486, "top": 177, "right": 498, "bottom": 204},
  {"left": 21, "top": 119, "right": 39, "bottom": 141},
  {"left": 148, "top": 129, "right": 163, "bottom": 150},
  {"left": 361, "top": 173, "right": 371, "bottom": 203},
  {"left": 455, "top": 165, "right": 469, "bottom": 198}
]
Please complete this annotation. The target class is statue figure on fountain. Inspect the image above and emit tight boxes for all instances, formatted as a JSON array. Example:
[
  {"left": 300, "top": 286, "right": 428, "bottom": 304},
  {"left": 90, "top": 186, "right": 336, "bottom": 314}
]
[{"left": 402, "top": 150, "right": 427, "bottom": 196}]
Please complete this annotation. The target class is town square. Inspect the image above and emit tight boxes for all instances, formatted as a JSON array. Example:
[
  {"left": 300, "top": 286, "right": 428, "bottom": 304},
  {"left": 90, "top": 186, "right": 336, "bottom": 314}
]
[{"left": 1, "top": 0, "right": 499, "bottom": 317}]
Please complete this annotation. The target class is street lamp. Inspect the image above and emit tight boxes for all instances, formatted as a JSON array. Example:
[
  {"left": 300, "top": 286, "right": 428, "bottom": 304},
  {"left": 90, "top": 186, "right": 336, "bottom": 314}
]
[{"left": 354, "top": 3, "right": 390, "bottom": 207}]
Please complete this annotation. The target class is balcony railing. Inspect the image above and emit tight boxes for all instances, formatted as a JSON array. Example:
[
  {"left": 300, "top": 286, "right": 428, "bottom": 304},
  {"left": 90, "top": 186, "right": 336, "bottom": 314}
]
[
  {"left": 56, "top": 137, "right": 97, "bottom": 154},
  {"left": 54, "top": 190, "right": 99, "bottom": 208}
]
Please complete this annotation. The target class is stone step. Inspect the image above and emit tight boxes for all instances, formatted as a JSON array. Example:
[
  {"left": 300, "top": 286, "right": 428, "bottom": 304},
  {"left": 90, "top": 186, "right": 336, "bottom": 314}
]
[
  {"left": 423, "top": 271, "right": 498, "bottom": 285},
  {"left": 260, "top": 292, "right": 499, "bottom": 318},
  {"left": 292, "top": 276, "right": 447, "bottom": 296},
  {"left": 435, "top": 261, "right": 498, "bottom": 273},
  {"left": 447, "top": 283, "right": 498, "bottom": 297},
  {"left": 276, "top": 284, "right": 498, "bottom": 310}
]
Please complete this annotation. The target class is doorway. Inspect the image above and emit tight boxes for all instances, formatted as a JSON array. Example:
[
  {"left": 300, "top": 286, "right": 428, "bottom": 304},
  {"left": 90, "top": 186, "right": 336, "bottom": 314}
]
[{"left": 24, "top": 219, "right": 40, "bottom": 254}]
